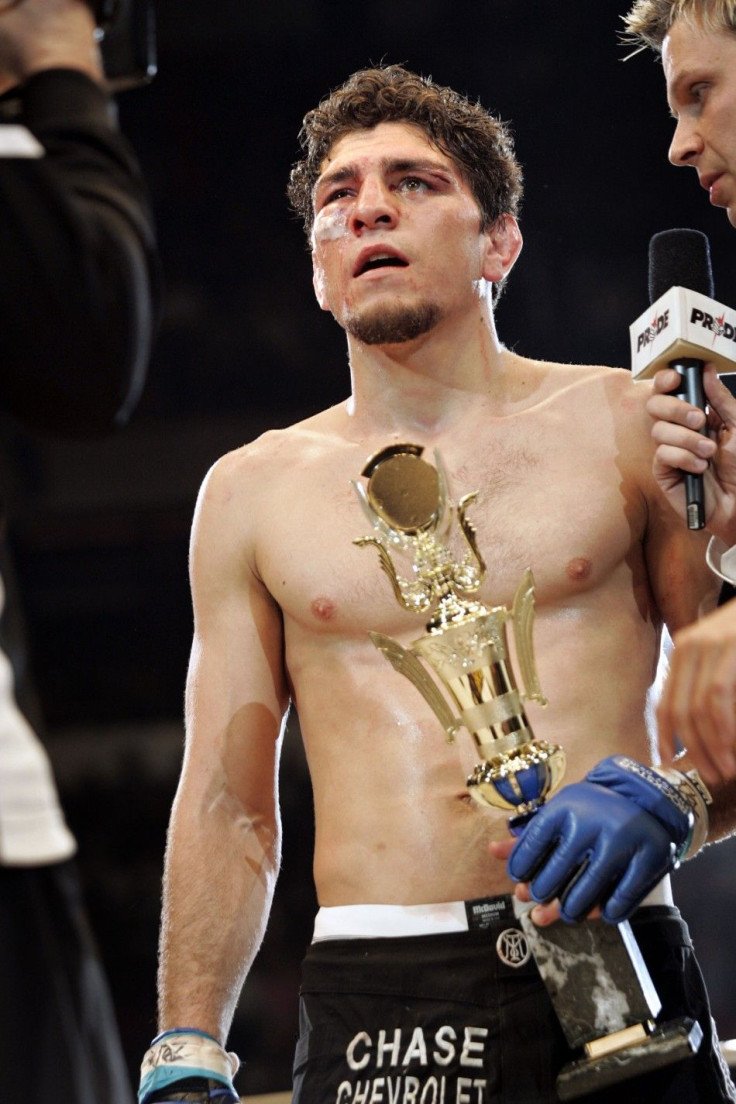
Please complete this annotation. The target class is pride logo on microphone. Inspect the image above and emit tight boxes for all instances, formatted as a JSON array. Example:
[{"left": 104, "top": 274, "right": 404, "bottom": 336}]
[
  {"left": 636, "top": 310, "right": 671, "bottom": 352},
  {"left": 690, "top": 308, "right": 736, "bottom": 344}
]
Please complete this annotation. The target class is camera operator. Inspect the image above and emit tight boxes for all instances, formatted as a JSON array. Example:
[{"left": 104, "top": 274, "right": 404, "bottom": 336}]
[
  {"left": 0, "top": 0, "right": 160, "bottom": 1099},
  {"left": 0, "top": 0, "right": 158, "bottom": 430}
]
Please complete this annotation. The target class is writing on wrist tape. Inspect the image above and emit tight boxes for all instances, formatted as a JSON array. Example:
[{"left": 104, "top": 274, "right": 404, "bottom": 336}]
[
  {"left": 609, "top": 756, "right": 711, "bottom": 863},
  {"left": 652, "top": 765, "right": 712, "bottom": 861},
  {"left": 138, "top": 1028, "right": 240, "bottom": 1103}
]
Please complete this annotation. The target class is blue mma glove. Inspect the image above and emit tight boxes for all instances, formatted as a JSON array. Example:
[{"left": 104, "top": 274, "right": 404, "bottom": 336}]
[
  {"left": 507, "top": 755, "right": 711, "bottom": 924},
  {"left": 139, "top": 1030, "right": 240, "bottom": 1104}
]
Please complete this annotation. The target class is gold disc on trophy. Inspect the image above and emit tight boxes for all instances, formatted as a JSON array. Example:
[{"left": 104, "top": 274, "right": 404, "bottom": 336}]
[{"left": 361, "top": 445, "right": 440, "bottom": 533}]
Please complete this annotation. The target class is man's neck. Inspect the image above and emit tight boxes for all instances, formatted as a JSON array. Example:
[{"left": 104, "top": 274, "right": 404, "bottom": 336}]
[{"left": 344, "top": 307, "right": 527, "bottom": 438}]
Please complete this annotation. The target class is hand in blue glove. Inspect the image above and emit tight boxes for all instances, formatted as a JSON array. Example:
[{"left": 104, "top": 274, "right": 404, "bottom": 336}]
[{"left": 506, "top": 755, "right": 699, "bottom": 924}]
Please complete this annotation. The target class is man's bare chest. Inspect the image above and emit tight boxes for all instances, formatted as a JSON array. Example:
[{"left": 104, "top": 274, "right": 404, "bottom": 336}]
[{"left": 255, "top": 422, "right": 645, "bottom": 640}]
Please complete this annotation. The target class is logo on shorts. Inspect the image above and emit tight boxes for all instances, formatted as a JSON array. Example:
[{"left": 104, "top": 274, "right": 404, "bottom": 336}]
[{"left": 496, "top": 928, "right": 531, "bottom": 968}]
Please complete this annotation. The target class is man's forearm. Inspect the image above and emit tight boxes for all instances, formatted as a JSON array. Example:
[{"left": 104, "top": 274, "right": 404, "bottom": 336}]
[
  {"left": 157, "top": 798, "right": 281, "bottom": 1042},
  {"left": 703, "top": 776, "right": 736, "bottom": 844}
]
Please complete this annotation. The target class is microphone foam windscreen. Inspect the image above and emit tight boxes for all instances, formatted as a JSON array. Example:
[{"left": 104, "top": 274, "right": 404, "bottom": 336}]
[{"left": 648, "top": 228, "right": 714, "bottom": 303}]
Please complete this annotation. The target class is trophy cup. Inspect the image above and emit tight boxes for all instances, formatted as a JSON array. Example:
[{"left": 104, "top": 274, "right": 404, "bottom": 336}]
[{"left": 353, "top": 443, "right": 702, "bottom": 1100}]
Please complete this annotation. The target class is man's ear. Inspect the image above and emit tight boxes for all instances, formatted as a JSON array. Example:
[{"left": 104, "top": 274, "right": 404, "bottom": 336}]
[
  {"left": 312, "top": 252, "right": 331, "bottom": 311},
  {"left": 481, "top": 214, "right": 523, "bottom": 285}
]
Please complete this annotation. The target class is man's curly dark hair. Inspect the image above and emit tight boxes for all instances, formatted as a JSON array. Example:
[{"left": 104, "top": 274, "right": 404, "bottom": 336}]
[{"left": 287, "top": 65, "right": 523, "bottom": 241}]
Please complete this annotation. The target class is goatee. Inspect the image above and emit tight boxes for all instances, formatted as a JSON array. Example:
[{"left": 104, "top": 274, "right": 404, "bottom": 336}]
[{"left": 345, "top": 302, "right": 440, "bottom": 345}]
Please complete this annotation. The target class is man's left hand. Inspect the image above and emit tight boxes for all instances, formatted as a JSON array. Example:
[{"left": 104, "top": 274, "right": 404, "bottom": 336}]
[
  {"left": 490, "top": 756, "right": 704, "bottom": 925},
  {"left": 648, "top": 364, "right": 736, "bottom": 545}
]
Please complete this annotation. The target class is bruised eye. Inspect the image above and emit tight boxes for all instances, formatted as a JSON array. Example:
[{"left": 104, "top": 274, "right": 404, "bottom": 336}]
[{"left": 399, "top": 176, "right": 431, "bottom": 193}]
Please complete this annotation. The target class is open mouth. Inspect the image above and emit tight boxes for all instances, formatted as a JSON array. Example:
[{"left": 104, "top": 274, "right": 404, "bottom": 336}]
[{"left": 356, "top": 253, "right": 409, "bottom": 277}]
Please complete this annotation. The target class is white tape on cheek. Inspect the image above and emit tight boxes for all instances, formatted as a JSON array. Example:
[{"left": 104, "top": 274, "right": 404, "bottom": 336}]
[{"left": 312, "top": 206, "right": 349, "bottom": 243}]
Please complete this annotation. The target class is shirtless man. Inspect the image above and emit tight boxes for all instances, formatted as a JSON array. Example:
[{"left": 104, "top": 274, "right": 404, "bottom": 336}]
[
  {"left": 623, "top": 0, "right": 736, "bottom": 785},
  {"left": 139, "top": 66, "right": 734, "bottom": 1104}
]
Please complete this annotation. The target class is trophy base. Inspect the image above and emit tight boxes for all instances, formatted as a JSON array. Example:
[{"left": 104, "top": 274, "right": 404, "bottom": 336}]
[
  {"left": 466, "top": 739, "right": 566, "bottom": 817},
  {"left": 556, "top": 1017, "right": 703, "bottom": 1100}
]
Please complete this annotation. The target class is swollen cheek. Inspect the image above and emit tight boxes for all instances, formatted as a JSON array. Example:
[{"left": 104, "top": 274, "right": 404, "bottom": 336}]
[{"left": 312, "top": 207, "right": 350, "bottom": 244}]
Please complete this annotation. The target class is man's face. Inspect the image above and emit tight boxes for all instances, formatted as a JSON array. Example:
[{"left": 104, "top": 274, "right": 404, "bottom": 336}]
[
  {"left": 309, "top": 121, "right": 514, "bottom": 345},
  {"left": 663, "top": 19, "right": 736, "bottom": 227}
]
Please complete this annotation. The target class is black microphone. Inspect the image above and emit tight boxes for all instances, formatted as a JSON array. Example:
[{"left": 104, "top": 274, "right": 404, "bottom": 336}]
[{"left": 648, "top": 229, "right": 714, "bottom": 530}]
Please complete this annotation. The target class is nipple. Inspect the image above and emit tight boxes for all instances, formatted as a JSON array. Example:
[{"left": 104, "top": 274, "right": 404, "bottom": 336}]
[
  {"left": 566, "top": 557, "right": 592, "bottom": 583},
  {"left": 311, "top": 596, "right": 337, "bottom": 622}
]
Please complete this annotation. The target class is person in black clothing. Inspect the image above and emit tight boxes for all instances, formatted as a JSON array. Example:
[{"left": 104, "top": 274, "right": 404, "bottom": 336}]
[
  {"left": 0, "top": 1, "right": 160, "bottom": 1100},
  {"left": 0, "top": 0, "right": 158, "bottom": 432}
]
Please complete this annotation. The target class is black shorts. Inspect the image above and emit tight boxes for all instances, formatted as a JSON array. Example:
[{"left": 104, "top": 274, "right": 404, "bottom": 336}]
[{"left": 293, "top": 898, "right": 735, "bottom": 1104}]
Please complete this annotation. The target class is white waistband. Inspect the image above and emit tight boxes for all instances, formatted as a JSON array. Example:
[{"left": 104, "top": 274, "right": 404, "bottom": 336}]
[
  {"left": 312, "top": 900, "right": 504, "bottom": 942},
  {"left": 312, "top": 881, "right": 671, "bottom": 943}
]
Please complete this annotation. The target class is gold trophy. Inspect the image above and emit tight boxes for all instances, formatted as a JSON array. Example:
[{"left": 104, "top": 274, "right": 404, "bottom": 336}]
[
  {"left": 352, "top": 441, "right": 565, "bottom": 825},
  {"left": 353, "top": 443, "right": 702, "bottom": 1100}
]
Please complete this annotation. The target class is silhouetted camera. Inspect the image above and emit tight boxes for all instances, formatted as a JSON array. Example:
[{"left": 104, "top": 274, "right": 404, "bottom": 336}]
[{"left": 93, "top": 0, "right": 156, "bottom": 90}]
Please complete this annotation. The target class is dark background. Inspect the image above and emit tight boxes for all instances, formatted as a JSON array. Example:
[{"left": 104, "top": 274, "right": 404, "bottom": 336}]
[{"left": 4, "top": 0, "right": 736, "bottom": 1095}]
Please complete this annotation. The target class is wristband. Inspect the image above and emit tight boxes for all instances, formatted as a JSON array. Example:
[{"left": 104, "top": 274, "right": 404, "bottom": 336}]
[
  {"left": 138, "top": 1029, "right": 240, "bottom": 1104},
  {"left": 650, "top": 764, "right": 712, "bottom": 861}
]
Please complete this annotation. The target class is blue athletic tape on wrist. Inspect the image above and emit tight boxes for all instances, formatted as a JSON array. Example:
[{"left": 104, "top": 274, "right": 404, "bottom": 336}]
[{"left": 138, "top": 1030, "right": 240, "bottom": 1104}]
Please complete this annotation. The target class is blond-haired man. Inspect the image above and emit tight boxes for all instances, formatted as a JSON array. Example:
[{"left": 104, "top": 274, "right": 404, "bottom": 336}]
[{"left": 621, "top": 1, "right": 736, "bottom": 790}]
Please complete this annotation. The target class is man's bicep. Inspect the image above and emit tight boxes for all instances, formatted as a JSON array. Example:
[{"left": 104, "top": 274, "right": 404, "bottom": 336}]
[
  {"left": 183, "top": 624, "right": 288, "bottom": 827},
  {"left": 182, "top": 461, "right": 290, "bottom": 812}
]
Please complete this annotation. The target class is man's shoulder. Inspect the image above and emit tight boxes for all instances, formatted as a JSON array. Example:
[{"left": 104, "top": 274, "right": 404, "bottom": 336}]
[
  {"left": 513, "top": 358, "right": 654, "bottom": 462},
  {"left": 532, "top": 358, "right": 651, "bottom": 409},
  {"left": 538, "top": 358, "right": 635, "bottom": 385},
  {"left": 204, "top": 405, "right": 349, "bottom": 491}
]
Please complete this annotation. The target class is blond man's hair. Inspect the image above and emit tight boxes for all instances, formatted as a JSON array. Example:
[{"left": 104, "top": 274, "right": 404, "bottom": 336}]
[{"left": 622, "top": 0, "right": 736, "bottom": 52}]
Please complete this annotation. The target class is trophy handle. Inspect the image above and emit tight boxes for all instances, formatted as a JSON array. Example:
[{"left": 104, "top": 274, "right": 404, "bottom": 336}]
[
  {"left": 456, "top": 491, "right": 487, "bottom": 590},
  {"left": 431, "top": 450, "right": 454, "bottom": 541},
  {"left": 354, "top": 536, "right": 433, "bottom": 614},
  {"left": 512, "top": 568, "right": 548, "bottom": 707},
  {"left": 368, "top": 632, "right": 461, "bottom": 743}
]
